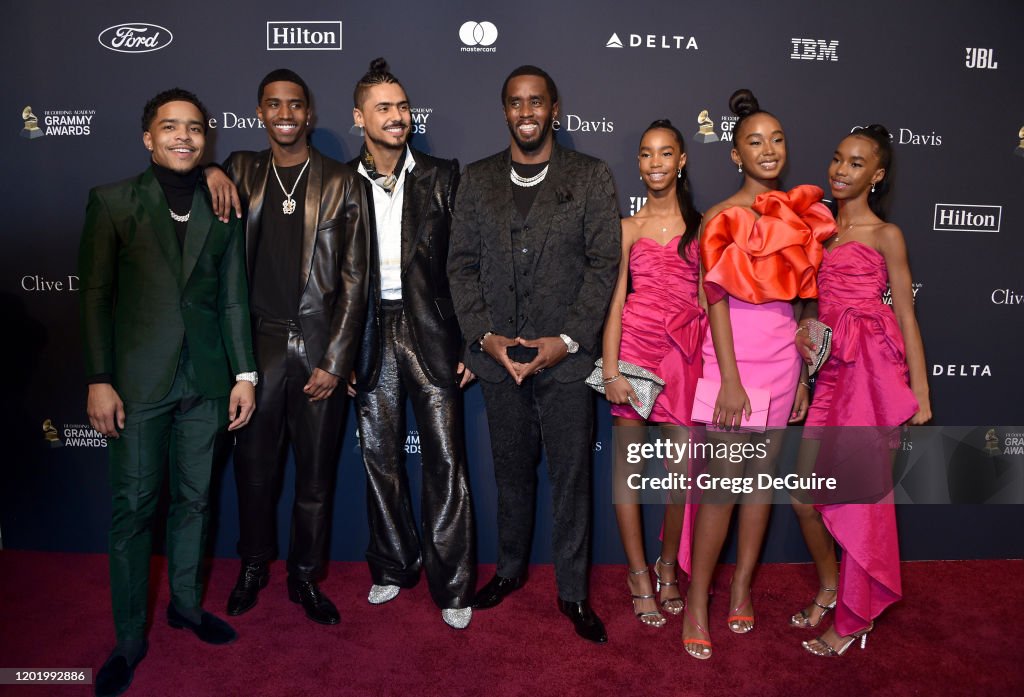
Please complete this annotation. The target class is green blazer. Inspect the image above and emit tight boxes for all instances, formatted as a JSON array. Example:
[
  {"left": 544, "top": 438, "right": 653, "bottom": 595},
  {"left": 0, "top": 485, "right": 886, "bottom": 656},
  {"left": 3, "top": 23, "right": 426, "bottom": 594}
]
[{"left": 79, "top": 167, "right": 256, "bottom": 403}]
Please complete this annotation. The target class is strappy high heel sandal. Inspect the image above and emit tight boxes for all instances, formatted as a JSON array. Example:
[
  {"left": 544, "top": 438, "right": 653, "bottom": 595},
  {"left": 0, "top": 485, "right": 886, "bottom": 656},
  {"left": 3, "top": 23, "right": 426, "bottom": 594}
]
[
  {"left": 727, "top": 593, "right": 755, "bottom": 634},
  {"left": 654, "top": 557, "right": 684, "bottom": 615},
  {"left": 628, "top": 567, "right": 666, "bottom": 628},
  {"left": 802, "top": 622, "right": 874, "bottom": 657},
  {"left": 682, "top": 606, "right": 712, "bottom": 660},
  {"left": 790, "top": 587, "right": 837, "bottom": 628}
]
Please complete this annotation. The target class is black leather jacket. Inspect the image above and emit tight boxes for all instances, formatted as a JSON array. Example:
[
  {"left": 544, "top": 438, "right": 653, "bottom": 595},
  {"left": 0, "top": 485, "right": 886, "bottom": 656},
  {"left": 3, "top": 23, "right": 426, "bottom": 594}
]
[
  {"left": 350, "top": 148, "right": 462, "bottom": 389},
  {"left": 225, "top": 147, "right": 369, "bottom": 378}
]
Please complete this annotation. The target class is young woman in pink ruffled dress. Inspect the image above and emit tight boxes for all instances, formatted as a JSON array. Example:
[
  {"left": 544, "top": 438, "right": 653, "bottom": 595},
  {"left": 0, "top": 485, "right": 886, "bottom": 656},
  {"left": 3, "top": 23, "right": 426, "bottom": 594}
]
[
  {"left": 682, "top": 90, "right": 835, "bottom": 659},
  {"left": 789, "top": 125, "right": 931, "bottom": 656}
]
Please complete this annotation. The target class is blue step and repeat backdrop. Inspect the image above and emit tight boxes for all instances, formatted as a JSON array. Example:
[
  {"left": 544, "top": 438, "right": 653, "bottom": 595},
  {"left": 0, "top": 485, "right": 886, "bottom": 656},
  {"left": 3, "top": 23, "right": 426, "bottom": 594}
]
[{"left": 4, "top": 0, "right": 1023, "bottom": 565}]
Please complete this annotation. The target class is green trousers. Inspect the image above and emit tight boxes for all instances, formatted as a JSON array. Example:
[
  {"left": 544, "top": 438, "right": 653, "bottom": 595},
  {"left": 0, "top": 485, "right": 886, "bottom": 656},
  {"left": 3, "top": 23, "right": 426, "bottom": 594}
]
[{"left": 107, "top": 351, "right": 228, "bottom": 643}]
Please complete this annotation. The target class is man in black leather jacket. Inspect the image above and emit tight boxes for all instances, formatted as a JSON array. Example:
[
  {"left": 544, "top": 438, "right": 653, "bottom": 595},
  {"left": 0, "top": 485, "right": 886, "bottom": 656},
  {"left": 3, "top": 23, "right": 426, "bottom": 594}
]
[{"left": 207, "top": 68, "right": 369, "bottom": 626}]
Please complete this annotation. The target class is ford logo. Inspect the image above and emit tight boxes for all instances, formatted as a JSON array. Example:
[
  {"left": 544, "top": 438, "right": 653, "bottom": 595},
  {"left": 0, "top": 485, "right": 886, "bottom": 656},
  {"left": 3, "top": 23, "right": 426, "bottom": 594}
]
[{"left": 98, "top": 23, "right": 173, "bottom": 53}]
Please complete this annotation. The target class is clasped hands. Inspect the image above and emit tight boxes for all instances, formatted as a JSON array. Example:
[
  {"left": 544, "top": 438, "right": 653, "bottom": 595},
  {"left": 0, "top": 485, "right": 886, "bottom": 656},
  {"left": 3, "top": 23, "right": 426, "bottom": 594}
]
[{"left": 484, "top": 335, "right": 568, "bottom": 385}]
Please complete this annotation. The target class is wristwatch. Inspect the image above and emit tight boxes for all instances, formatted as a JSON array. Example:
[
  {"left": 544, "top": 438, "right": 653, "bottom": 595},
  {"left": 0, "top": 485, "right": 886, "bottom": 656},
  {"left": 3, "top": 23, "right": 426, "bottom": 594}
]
[
  {"left": 236, "top": 371, "right": 259, "bottom": 386},
  {"left": 559, "top": 334, "right": 579, "bottom": 354}
]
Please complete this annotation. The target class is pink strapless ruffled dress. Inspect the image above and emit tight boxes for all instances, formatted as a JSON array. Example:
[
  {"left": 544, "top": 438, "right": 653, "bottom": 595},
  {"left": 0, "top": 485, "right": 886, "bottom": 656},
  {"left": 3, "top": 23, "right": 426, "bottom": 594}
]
[
  {"left": 701, "top": 185, "right": 835, "bottom": 428},
  {"left": 610, "top": 235, "right": 705, "bottom": 425},
  {"left": 806, "top": 241, "right": 919, "bottom": 635}
]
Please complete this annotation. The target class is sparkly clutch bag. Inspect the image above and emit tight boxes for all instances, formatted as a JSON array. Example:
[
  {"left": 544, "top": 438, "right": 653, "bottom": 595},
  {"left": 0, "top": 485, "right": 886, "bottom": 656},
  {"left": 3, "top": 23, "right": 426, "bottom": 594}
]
[
  {"left": 804, "top": 319, "right": 833, "bottom": 377},
  {"left": 586, "top": 359, "right": 665, "bottom": 420}
]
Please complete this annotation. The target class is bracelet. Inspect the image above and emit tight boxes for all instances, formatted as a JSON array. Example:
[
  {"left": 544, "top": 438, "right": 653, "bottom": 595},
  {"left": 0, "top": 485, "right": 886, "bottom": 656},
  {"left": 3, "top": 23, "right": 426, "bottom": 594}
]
[
  {"left": 800, "top": 381, "right": 811, "bottom": 389},
  {"left": 603, "top": 374, "right": 622, "bottom": 385},
  {"left": 479, "top": 331, "right": 493, "bottom": 348},
  {"left": 795, "top": 325, "right": 809, "bottom": 337}
]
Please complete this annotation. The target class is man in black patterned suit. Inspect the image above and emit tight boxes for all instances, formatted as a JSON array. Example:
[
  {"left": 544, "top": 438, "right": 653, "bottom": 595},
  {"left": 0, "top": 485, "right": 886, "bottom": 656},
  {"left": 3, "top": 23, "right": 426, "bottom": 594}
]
[{"left": 447, "top": 65, "right": 620, "bottom": 643}]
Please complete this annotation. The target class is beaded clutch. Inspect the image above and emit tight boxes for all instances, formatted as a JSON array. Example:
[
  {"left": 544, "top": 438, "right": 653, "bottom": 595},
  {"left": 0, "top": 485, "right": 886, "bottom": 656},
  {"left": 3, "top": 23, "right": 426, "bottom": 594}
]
[
  {"left": 804, "top": 319, "right": 833, "bottom": 377},
  {"left": 586, "top": 358, "right": 666, "bottom": 420}
]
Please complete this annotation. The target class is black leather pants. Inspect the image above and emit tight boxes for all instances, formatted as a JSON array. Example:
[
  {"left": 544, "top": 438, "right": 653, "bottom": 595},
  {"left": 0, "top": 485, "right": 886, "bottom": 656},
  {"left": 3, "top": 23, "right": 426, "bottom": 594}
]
[
  {"left": 233, "top": 317, "right": 346, "bottom": 580},
  {"left": 355, "top": 303, "right": 476, "bottom": 609}
]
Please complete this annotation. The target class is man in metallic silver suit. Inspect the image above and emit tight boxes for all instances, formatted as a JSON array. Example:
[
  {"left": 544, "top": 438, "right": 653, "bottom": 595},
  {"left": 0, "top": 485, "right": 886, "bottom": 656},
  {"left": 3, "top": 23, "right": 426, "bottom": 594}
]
[{"left": 347, "top": 58, "right": 476, "bottom": 629}]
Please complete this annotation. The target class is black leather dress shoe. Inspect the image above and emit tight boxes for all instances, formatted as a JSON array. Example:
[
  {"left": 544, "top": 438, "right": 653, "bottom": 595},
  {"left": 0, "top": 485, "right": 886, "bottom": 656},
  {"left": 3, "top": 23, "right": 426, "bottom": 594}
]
[
  {"left": 287, "top": 577, "right": 340, "bottom": 625},
  {"left": 167, "top": 604, "right": 238, "bottom": 644},
  {"left": 472, "top": 574, "right": 524, "bottom": 609},
  {"left": 227, "top": 560, "right": 269, "bottom": 616},
  {"left": 95, "top": 642, "right": 147, "bottom": 697},
  {"left": 558, "top": 599, "right": 608, "bottom": 644}
]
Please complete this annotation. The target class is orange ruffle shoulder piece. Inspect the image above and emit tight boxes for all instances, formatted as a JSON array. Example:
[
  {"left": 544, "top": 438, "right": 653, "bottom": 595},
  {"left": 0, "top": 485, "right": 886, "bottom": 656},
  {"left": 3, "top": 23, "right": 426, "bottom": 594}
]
[{"left": 701, "top": 184, "right": 836, "bottom": 305}]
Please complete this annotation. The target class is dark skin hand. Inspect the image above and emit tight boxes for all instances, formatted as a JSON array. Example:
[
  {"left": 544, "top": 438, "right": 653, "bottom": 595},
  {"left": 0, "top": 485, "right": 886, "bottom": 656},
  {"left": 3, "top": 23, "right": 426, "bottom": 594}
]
[
  {"left": 483, "top": 335, "right": 568, "bottom": 385},
  {"left": 304, "top": 368, "right": 339, "bottom": 401}
]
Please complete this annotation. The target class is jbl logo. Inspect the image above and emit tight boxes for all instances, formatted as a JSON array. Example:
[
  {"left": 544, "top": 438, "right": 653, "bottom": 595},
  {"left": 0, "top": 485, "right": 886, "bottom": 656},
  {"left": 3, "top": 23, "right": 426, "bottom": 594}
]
[{"left": 965, "top": 48, "right": 998, "bottom": 69}]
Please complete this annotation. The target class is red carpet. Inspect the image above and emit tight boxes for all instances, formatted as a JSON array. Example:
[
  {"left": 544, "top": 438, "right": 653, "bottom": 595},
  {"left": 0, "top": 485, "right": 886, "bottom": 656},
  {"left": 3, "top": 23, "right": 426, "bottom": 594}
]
[{"left": 1, "top": 551, "right": 1021, "bottom": 696}]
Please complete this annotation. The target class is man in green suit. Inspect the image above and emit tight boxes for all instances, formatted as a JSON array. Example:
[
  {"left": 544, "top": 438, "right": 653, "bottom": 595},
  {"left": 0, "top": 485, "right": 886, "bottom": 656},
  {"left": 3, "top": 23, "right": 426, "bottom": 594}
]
[{"left": 79, "top": 88, "right": 257, "bottom": 697}]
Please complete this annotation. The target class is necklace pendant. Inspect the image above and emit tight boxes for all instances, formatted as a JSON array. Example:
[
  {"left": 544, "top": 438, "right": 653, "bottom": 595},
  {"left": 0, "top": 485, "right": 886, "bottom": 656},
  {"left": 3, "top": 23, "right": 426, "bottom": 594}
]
[{"left": 282, "top": 198, "right": 296, "bottom": 215}]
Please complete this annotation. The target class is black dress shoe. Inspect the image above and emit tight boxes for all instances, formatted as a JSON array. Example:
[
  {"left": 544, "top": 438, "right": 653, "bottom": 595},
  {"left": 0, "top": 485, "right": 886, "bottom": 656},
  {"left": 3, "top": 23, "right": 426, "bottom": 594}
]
[
  {"left": 558, "top": 599, "right": 608, "bottom": 644},
  {"left": 95, "top": 642, "right": 147, "bottom": 697},
  {"left": 287, "top": 577, "right": 340, "bottom": 625},
  {"left": 167, "top": 604, "right": 238, "bottom": 644},
  {"left": 227, "top": 560, "right": 269, "bottom": 616},
  {"left": 472, "top": 574, "right": 525, "bottom": 609}
]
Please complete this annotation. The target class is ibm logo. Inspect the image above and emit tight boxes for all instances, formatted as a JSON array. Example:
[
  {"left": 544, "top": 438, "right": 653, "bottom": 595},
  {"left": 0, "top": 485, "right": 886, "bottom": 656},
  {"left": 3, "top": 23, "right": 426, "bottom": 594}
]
[
  {"left": 933, "top": 204, "right": 1002, "bottom": 233},
  {"left": 965, "top": 48, "right": 998, "bottom": 69},
  {"left": 790, "top": 38, "right": 839, "bottom": 62},
  {"left": 267, "top": 21, "right": 342, "bottom": 50}
]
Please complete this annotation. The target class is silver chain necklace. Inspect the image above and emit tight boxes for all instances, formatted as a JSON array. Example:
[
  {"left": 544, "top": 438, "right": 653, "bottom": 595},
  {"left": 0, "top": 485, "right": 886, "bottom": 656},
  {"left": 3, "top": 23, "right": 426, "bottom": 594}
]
[
  {"left": 169, "top": 209, "right": 190, "bottom": 223},
  {"left": 510, "top": 164, "right": 549, "bottom": 188},
  {"left": 272, "top": 156, "right": 311, "bottom": 215}
]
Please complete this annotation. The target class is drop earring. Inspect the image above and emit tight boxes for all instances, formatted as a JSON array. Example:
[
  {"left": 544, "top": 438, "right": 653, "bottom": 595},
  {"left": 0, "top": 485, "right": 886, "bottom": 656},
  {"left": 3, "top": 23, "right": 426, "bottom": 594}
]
[
  {"left": 871, "top": 183, "right": 876, "bottom": 193},
  {"left": 737, "top": 164, "right": 743, "bottom": 173},
  {"left": 677, "top": 169, "right": 683, "bottom": 179}
]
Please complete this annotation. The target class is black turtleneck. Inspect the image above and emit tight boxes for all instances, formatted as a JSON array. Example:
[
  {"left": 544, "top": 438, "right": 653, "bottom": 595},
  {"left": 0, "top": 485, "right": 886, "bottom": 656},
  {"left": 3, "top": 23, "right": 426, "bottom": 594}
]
[{"left": 152, "top": 161, "right": 201, "bottom": 249}]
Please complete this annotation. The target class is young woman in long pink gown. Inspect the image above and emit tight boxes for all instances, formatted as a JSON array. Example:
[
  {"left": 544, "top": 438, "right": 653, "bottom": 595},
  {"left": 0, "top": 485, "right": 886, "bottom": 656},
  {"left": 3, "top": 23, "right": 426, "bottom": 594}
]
[
  {"left": 601, "top": 120, "right": 704, "bottom": 628},
  {"left": 790, "top": 125, "right": 931, "bottom": 656},
  {"left": 682, "top": 90, "right": 834, "bottom": 659}
]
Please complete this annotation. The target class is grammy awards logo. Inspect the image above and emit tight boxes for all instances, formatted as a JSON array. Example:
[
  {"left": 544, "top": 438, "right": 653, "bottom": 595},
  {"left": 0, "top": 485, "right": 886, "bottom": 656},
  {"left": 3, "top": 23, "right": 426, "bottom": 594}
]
[
  {"left": 694, "top": 109, "right": 717, "bottom": 143},
  {"left": 21, "top": 106, "right": 43, "bottom": 139},
  {"left": 42, "top": 419, "right": 63, "bottom": 448},
  {"left": 1015, "top": 126, "right": 1024, "bottom": 158},
  {"left": 984, "top": 428, "right": 1001, "bottom": 456}
]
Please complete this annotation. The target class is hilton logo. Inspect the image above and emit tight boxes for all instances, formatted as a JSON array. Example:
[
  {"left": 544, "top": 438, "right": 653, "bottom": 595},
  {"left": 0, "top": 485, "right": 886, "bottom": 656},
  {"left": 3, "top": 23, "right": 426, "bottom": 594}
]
[
  {"left": 267, "top": 21, "right": 342, "bottom": 50},
  {"left": 933, "top": 204, "right": 1001, "bottom": 232},
  {"left": 965, "top": 48, "right": 998, "bottom": 69},
  {"left": 790, "top": 38, "right": 839, "bottom": 61}
]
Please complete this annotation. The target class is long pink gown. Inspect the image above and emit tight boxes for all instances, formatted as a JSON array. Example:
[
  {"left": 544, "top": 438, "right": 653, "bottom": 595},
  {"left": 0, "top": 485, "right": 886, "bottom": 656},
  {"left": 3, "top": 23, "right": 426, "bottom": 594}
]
[{"left": 805, "top": 240, "right": 919, "bottom": 635}]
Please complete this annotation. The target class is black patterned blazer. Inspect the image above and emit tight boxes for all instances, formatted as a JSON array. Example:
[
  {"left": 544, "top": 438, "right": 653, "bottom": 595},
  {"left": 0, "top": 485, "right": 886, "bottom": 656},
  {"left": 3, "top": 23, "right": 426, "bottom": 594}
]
[{"left": 448, "top": 142, "right": 620, "bottom": 383}]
